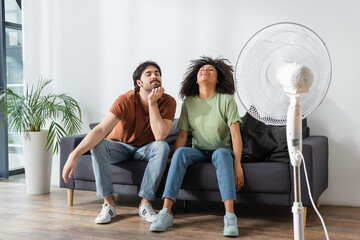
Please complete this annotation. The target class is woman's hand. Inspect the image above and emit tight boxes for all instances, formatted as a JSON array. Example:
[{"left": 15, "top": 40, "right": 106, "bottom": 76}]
[
  {"left": 234, "top": 161, "right": 244, "bottom": 191},
  {"left": 229, "top": 121, "right": 244, "bottom": 191}
]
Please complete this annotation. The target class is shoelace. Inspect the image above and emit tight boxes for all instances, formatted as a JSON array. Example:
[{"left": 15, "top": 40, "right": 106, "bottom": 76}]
[
  {"left": 99, "top": 204, "right": 111, "bottom": 216},
  {"left": 156, "top": 211, "right": 168, "bottom": 223},
  {"left": 144, "top": 204, "right": 156, "bottom": 216},
  {"left": 226, "top": 216, "right": 236, "bottom": 227}
]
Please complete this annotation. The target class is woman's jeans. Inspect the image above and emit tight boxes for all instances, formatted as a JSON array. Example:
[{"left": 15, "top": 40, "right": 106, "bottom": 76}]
[
  {"left": 90, "top": 138, "right": 170, "bottom": 201},
  {"left": 163, "top": 147, "right": 236, "bottom": 202}
]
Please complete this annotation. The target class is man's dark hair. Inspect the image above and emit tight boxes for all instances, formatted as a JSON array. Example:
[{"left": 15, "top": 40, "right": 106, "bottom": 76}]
[
  {"left": 179, "top": 56, "right": 234, "bottom": 99},
  {"left": 132, "top": 61, "right": 162, "bottom": 92}
]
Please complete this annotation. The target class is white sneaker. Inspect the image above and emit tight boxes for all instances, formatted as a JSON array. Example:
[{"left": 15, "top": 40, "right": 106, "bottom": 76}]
[
  {"left": 150, "top": 208, "right": 173, "bottom": 232},
  {"left": 223, "top": 212, "right": 239, "bottom": 236},
  {"left": 95, "top": 203, "right": 116, "bottom": 224},
  {"left": 139, "top": 203, "right": 158, "bottom": 222}
]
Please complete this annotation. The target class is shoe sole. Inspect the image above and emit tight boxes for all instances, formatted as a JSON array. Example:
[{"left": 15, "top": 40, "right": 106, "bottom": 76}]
[
  {"left": 223, "top": 231, "right": 239, "bottom": 237},
  {"left": 95, "top": 214, "right": 116, "bottom": 224},
  {"left": 95, "top": 220, "right": 111, "bottom": 224},
  {"left": 150, "top": 223, "right": 173, "bottom": 232}
]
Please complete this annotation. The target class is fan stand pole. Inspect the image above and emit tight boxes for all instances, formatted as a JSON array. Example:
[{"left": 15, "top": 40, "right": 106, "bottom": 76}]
[
  {"left": 292, "top": 165, "right": 305, "bottom": 240},
  {"left": 287, "top": 95, "right": 305, "bottom": 240}
]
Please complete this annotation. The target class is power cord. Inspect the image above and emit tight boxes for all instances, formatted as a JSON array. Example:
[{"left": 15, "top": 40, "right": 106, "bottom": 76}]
[{"left": 297, "top": 150, "right": 330, "bottom": 240}]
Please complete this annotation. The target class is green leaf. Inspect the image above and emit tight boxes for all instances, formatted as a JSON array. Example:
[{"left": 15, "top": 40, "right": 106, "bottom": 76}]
[{"left": 0, "top": 77, "right": 82, "bottom": 155}]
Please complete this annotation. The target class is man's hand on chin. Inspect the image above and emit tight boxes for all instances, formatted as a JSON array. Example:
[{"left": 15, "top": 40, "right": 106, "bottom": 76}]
[{"left": 148, "top": 87, "right": 165, "bottom": 105}]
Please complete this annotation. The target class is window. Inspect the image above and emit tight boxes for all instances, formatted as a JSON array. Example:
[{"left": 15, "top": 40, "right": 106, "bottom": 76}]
[{"left": 0, "top": 0, "right": 22, "bottom": 178}]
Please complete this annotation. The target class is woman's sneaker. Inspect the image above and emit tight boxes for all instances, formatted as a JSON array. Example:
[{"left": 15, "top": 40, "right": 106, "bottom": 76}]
[
  {"left": 150, "top": 208, "right": 173, "bottom": 232},
  {"left": 139, "top": 203, "right": 158, "bottom": 222},
  {"left": 223, "top": 212, "right": 239, "bottom": 236},
  {"left": 95, "top": 203, "right": 116, "bottom": 224}
]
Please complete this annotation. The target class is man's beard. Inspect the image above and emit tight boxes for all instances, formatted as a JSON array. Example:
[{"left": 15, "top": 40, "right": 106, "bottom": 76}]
[
  {"left": 142, "top": 81, "right": 161, "bottom": 91},
  {"left": 151, "top": 82, "right": 161, "bottom": 89}
]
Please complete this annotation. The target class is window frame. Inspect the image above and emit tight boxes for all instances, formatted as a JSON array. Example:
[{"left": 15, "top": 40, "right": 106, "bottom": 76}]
[{"left": 0, "top": 0, "right": 22, "bottom": 178}]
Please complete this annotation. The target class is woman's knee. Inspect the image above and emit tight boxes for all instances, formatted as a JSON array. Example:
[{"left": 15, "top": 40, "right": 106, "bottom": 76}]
[
  {"left": 173, "top": 147, "right": 192, "bottom": 158},
  {"left": 212, "top": 148, "right": 234, "bottom": 165},
  {"left": 172, "top": 147, "right": 192, "bottom": 166},
  {"left": 212, "top": 148, "right": 233, "bottom": 158}
]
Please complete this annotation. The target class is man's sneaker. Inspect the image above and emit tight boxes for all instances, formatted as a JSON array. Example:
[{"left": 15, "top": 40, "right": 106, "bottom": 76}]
[
  {"left": 139, "top": 203, "right": 158, "bottom": 222},
  {"left": 95, "top": 203, "right": 116, "bottom": 224},
  {"left": 223, "top": 212, "right": 239, "bottom": 236},
  {"left": 150, "top": 208, "right": 173, "bottom": 232}
]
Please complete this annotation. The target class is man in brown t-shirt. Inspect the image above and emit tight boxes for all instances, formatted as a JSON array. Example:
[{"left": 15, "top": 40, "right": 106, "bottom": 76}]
[{"left": 62, "top": 61, "right": 176, "bottom": 224}]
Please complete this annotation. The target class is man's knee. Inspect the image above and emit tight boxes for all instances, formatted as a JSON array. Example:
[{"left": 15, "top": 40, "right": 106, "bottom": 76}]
[
  {"left": 90, "top": 139, "right": 109, "bottom": 156},
  {"left": 151, "top": 140, "right": 171, "bottom": 155}
]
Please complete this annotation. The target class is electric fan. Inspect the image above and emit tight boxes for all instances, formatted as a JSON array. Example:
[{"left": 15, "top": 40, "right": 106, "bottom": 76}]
[{"left": 235, "top": 22, "right": 331, "bottom": 240}]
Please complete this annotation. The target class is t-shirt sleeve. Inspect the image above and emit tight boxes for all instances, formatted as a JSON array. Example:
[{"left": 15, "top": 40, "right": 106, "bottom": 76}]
[
  {"left": 159, "top": 95, "right": 177, "bottom": 121},
  {"left": 226, "top": 97, "right": 242, "bottom": 127},
  {"left": 177, "top": 100, "right": 189, "bottom": 131},
  {"left": 109, "top": 95, "right": 127, "bottom": 120}
]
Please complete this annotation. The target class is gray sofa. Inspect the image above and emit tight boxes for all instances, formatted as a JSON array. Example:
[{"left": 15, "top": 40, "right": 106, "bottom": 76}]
[{"left": 60, "top": 117, "right": 328, "bottom": 221}]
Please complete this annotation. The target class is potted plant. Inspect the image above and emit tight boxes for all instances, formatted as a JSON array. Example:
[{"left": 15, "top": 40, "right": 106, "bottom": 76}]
[{"left": 0, "top": 78, "right": 82, "bottom": 194}]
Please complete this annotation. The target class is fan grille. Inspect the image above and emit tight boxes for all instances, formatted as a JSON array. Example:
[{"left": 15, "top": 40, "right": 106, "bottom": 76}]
[{"left": 235, "top": 22, "right": 331, "bottom": 126}]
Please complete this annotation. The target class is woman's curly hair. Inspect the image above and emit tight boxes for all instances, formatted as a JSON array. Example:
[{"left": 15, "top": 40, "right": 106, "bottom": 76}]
[{"left": 179, "top": 56, "right": 234, "bottom": 99}]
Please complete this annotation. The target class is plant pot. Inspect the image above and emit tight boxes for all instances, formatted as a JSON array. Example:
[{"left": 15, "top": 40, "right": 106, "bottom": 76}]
[{"left": 22, "top": 131, "right": 53, "bottom": 194}]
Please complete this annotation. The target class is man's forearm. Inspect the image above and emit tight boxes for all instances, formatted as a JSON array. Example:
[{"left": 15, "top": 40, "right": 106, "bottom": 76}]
[
  {"left": 148, "top": 102, "right": 170, "bottom": 140},
  {"left": 70, "top": 127, "right": 108, "bottom": 160}
]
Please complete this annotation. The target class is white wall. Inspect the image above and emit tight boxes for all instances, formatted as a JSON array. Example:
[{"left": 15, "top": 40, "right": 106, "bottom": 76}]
[{"left": 23, "top": 0, "right": 360, "bottom": 207}]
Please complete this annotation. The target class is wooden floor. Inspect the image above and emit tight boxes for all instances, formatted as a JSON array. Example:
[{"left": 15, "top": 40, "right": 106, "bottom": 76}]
[{"left": 0, "top": 182, "right": 359, "bottom": 240}]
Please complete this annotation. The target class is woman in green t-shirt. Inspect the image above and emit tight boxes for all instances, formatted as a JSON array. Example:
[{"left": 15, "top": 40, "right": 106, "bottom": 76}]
[{"left": 150, "top": 56, "right": 244, "bottom": 237}]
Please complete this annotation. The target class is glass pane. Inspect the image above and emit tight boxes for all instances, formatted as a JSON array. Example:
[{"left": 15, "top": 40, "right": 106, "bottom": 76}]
[
  {"left": 7, "top": 86, "right": 24, "bottom": 170},
  {"left": 7, "top": 85, "right": 23, "bottom": 95},
  {"left": 5, "top": 26, "right": 23, "bottom": 171},
  {"left": 5, "top": 0, "right": 22, "bottom": 24},
  {"left": 8, "top": 135, "right": 24, "bottom": 170},
  {"left": 6, "top": 28, "right": 23, "bottom": 85},
  {"left": 8, "top": 132, "right": 21, "bottom": 145}
]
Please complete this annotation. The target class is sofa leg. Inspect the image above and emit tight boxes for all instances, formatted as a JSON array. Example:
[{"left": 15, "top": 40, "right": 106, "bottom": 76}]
[
  {"left": 303, "top": 206, "right": 307, "bottom": 227},
  {"left": 316, "top": 197, "right": 321, "bottom": 208},
  {"left": 67, "top": 189, "right": 74, "bottom": 206},
  {"left": 183, "top": 200, "right": 190, "bottom": 211}
]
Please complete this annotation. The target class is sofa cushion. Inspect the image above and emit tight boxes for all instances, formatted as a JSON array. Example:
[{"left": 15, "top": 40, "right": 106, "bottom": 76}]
[
  {"left": 74, "top": 156, "right": 290, "bottom": 194},
  {"left": 181, "top": 161, "right": 290, "bottom": 194},
  {"left": 241, "top": 162, "right": 290, "bottom": 193},
  {"left": 89, "top": 122, "right": 99, "bottom": 130},
  {"left": 74, "top": 155, "right": 149, "bottom": 185},
  {"left": 74, "top": 155, "right": 96, "bottom": 181}
]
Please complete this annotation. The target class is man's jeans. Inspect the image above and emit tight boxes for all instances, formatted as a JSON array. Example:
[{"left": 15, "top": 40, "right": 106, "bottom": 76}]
[
  {"left": 163, "top": 147, "right": 236, "bottom": 202},
  {"left": 90, "top": 138, "right": 170, "bottom": 201}
]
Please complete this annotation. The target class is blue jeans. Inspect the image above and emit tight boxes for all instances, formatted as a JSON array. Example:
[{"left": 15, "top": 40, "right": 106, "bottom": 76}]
[
  {"left": 163, "top": 147, "right": 236, "bottom": 202},
  {"left": 90, "top": 138, "right": 170, "bottom": 201}
]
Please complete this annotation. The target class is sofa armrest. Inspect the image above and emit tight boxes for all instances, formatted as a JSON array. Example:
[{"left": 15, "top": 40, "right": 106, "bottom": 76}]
[
  {"left": 290, "top": 135, "right": 329, "bottom": 206},
  {"left": 59, "top": 134, "right": 87, "bottom": 189}
]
